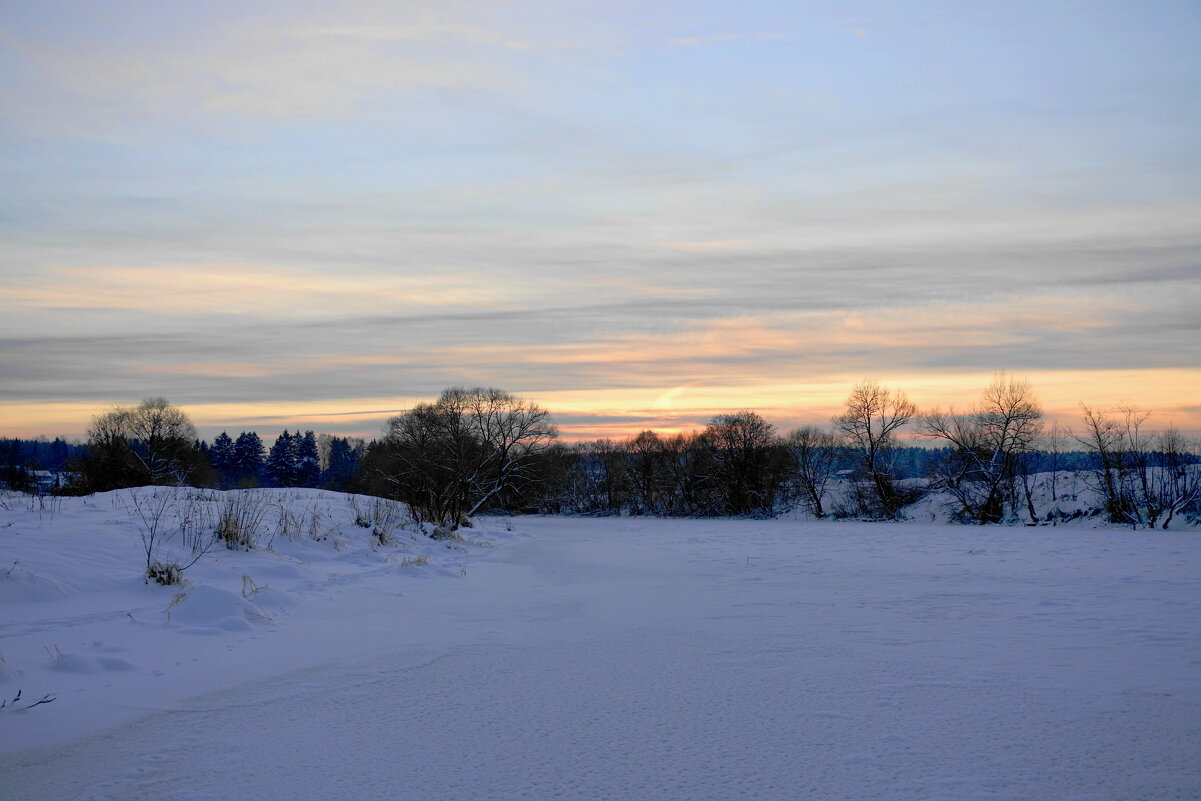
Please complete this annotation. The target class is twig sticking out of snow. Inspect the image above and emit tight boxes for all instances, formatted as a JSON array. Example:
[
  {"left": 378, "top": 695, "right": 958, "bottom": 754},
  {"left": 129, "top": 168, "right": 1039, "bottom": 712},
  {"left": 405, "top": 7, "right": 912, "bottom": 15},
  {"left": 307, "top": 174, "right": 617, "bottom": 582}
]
[{"left": 0, "top": 689, "right": 57, "bottom": 711}]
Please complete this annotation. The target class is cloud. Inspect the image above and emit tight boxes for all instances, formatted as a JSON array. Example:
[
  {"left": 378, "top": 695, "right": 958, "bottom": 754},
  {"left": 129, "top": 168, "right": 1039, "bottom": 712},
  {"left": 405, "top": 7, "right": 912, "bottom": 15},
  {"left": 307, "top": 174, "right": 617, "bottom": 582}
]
[
  {"left": 0, "top": 3, "right": 542, "bottom": 135},
  {"left": 61, "top": 38, "right": 496, "bottom": 121},
  {"left": 0, "top": 264, "right": 507, "bottom": 318},
  {"left": 2, "top": 1, "right": 1199, "bottom": 440},
  {"left": 667, "top": 33, "right": 745, "bottom": 46},
  {"left": 654, "top": 385, "right": 694, "bottom": 409},
  {"left": 3, "top": 287, "right": 1194, "bottom": 420},
  {"left": 265, "top": 22, "right": 530, "bottom": 49},
  {"left": 659, "top": 240, "right": 750, "bottom": 253}
]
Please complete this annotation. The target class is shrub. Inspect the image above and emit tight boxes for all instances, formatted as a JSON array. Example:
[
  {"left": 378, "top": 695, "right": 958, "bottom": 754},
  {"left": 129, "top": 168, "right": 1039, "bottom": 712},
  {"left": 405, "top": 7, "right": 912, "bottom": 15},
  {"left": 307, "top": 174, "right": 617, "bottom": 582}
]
[
  {"left": 146, "top": 559, "right": 183, "bottom": 585},
  {"left": 216, "top": 491, "right": 270, "bottom": 550},
  {"left": 430, "top": 523, "right": 463, "bottom": 541},
  {"left": 308, "top": 508, "right": 326, "bottom": 541},
  {"left": 349, "top": 496, "right": 410, "bottom": 545}
]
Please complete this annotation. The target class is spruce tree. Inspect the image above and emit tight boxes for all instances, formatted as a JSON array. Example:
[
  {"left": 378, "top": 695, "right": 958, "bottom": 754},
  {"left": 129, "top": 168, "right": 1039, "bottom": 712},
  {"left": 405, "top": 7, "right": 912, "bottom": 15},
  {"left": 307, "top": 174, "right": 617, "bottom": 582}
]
[
  {"left": 296, "top": 431, "right": 320, "bottom": 488},
  {"left": 210, "top": 432, "right": 235, "bottom": 488},
  {"left": 233, "top": 432, "right": 266, "bottom": 487},
  {"left": 325, "top": 437, "right": 366, "bottom": 491},
  {"left": 325, "top": 437, "right": 353, "bottom": 489},
  {"left": 266, "top": 430, "right": 298, "bottom": 487},
  {"left": 49, "top": 438, "right": 70, "bottom": 470}
]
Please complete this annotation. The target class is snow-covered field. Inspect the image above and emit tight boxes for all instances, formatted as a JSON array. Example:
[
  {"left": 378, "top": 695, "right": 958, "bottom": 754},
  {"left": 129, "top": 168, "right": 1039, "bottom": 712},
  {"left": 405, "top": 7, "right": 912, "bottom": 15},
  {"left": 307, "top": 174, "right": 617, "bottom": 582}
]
[{"left": 2, "top": 489, "right": 1199, "bottom": 800}]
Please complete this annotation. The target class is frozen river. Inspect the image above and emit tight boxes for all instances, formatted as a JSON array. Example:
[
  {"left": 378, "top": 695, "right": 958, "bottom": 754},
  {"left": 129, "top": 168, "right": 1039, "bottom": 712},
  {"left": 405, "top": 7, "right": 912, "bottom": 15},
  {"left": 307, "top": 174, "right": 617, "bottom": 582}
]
[{"left": 3, "top": 513, "right": 1199, "bottom": 800}]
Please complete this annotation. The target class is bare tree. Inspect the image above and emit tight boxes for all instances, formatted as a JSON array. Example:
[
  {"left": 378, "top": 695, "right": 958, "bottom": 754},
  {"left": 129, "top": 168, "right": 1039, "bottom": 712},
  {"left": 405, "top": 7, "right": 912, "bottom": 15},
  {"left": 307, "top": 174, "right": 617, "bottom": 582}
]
[
  {"left": 1151, "top": 427, "right": 1201, "bottom": 529},
  {"left": 374, "top": 387, "right": 558, "bottom": 530},
  {"left": 785, "top": 426, "right": 841, "bottom": 517},
  {"left": 1119, "top": 404, "right": 1155, "bottom": 522},
  {"left": 458, "top": 387, "right": 559, "bottom": 517},
  {"left": 834, "top": 380, "right": 917, "bottom": 518},
  {"left": 1075, "top": 403, "right": 1137, "bottom": 526},
  {"left": 626, "top": 431, "right": 668, "bottom": 515},
  {"left": 660, "top": 432, "right": 705, "bottom": 516},
  {"left": 1078, "top": 401, "right": 1201, "bottom": 528},
  {"left": 921, "top": 375, "right": 1043, "bottom": 523},
  {"left": 82, "top": 398, "right": 201, "bottom": 489},
  {"left": 1036, "top": 421, "right": 1070, "bottom": 522},
  {"left": 702, "top": 411, "right": 785, "bottom": 516},
  {"left": 125, "top": 398, "right": 198, "bottom": 482}
]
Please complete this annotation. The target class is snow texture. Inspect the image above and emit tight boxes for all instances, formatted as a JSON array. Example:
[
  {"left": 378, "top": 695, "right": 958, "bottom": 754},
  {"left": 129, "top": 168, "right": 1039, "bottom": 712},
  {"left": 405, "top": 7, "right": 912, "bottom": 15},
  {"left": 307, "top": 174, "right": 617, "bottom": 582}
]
[{"left": 1, "top": 489, "right": 1199, "bottom": 800}]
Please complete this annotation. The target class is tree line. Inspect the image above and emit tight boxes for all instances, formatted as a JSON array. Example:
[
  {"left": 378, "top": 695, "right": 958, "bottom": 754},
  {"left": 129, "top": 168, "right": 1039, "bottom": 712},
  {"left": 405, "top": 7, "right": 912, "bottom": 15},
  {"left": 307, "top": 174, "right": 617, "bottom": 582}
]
[
  {"left": 538, "top": 377, "right": 1198, "bottom": 528},
  {"left": 10, "top": 379, "right": 1199, "bottom": 529},
  {"left": 0, "top": 436, "right": 86, "bottom": 491},
  {"left": 44, "top": 398, "right": 366, "bottom": 495}
]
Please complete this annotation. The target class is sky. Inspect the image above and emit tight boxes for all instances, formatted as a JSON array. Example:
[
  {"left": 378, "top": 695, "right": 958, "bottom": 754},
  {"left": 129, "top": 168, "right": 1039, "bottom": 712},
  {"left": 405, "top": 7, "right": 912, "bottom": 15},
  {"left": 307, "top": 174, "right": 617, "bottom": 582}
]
[{"left": 1, "top": 0, "right": 1199, "bottom": 442}]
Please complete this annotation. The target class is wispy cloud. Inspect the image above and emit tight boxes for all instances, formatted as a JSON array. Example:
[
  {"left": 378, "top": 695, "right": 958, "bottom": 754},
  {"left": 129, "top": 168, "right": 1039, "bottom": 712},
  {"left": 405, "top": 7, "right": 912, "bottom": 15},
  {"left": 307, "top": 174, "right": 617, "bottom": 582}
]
[
  {"left": 659, "top": 240, "right": 750, "bottom": 253},
  {"left": 2, "top": 1, "right": 1198, "bottom": 438},
  {"left": 667, "top": 33, "right": 746, "bottom": 46},
  {"left": 0, "top": 264, "right": 507, "bottom": 317},
  {"left": 266, "top": 22, "right": 532, "bottom": 49},
  {"left": 0, "top": 3, "right": 544, "bottom": 135}
]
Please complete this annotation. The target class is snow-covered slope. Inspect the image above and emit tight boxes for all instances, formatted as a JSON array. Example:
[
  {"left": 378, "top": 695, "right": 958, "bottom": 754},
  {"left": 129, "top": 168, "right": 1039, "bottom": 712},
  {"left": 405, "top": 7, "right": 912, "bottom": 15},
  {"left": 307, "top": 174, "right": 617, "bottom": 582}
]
[
  {"left": 2, "top": 491, "right": 1200, "bottom": 800},
  {"left": 0, "top": 488, "right": 492, "bottom": 751}
]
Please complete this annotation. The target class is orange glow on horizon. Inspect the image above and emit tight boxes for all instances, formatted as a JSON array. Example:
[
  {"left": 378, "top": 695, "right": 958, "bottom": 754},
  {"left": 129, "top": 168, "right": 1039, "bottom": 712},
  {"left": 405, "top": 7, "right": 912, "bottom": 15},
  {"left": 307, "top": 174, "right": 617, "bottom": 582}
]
[{"left": 3, "top": 368, "right": 1198, "bottom": 442}]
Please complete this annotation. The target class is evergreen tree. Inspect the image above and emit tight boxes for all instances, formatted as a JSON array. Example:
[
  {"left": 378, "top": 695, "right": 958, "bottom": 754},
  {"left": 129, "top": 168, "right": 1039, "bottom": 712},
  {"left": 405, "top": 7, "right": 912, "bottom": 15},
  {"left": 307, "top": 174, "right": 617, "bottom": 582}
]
[
  {"left": 210, "top": 432, "right": 236, "bottom": 488},
  {"left": 323, "top": 437, "right": 363, "bottom": 490},
  {"left": 296, "top": 431, "right": 320, "bottom": 488},
  {"left": 266, "top": 430, "right": 298, "bottom": 487},
  {"left": 49, "top": 438, "right": 70, "bottom": 470},
  {"left": 232, "top": 432, "right": 265, "bottom": 487},
  {"left": 0, "top": 439, "right": 31, "bottom": 492},
  {"left": 191, "top": 438, "right": 217, "bottom": 488}
]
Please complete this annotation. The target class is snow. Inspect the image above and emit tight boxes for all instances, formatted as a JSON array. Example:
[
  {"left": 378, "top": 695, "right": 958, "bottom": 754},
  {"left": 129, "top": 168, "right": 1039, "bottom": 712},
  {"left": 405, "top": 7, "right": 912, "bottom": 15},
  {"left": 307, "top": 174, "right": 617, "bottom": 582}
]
[{"left": 2, "top": 489, "right": 1200, "bottom": 800}]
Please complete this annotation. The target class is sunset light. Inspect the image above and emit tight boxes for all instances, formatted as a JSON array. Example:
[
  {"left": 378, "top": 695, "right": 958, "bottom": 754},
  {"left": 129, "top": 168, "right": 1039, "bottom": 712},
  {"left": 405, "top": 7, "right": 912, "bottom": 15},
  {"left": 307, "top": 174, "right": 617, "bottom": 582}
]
[{"left": 1, "top": 1, "right": 1197, "bottom": 441}]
